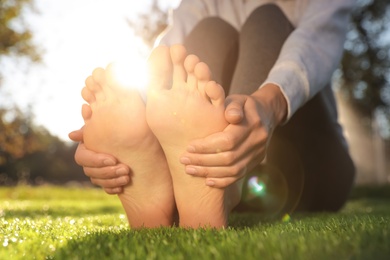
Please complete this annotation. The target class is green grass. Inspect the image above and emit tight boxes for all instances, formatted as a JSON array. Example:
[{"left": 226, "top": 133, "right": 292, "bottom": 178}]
[{"left": 1, "top": 185, "right": 390, "bottom": 260}]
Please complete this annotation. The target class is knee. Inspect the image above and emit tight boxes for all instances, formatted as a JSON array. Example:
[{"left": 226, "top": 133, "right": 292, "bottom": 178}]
[
  {"left": 247, "top": 4, "right": 286, "bottom": 24},
  {"left": 241, "top": 4, "right": 293, "bottom": 38},
  {"left": 189, "top": 17, "right": 238, "bottom": 39},
  {"left": 184, "top": 16, "right": 239, "bottom": 57}
]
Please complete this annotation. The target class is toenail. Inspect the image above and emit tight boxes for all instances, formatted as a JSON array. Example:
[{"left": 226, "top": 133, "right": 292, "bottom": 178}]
[
  {"left": 180, "top": 157, "right": 191, "bottom": 164},
  {"left": 116, "top": 168, "right": 128, "bottom": 176},
  {"left": 186, "top": 167, "right": 197, "bottom": 175}
]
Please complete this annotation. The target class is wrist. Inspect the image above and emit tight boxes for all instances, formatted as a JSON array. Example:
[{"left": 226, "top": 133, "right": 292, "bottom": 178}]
[{"left": 251, "top": 83, "right": 288, "bottom": 126}]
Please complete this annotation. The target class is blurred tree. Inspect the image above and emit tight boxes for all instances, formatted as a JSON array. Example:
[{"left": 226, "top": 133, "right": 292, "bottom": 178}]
[
  {"left": 0, "top": 0, "right": 40, "bottom": 83},
  {"left": 0, "top": 1, "right": 87, "bottom": 186},
  {"left": 0, "top": 107, "right": 86, "bottom": 185},
  {"left": 0, "top": 0, "right": 39, "bottom": 59},
  {"left": 340, "top": 0, "right": 390, "bottom": 118},
  {"left": 126, "top": 0, "right": 168, "bottom": 48},
  {"left": 0, "top": 107, "right": 45, "bottom": 165}
]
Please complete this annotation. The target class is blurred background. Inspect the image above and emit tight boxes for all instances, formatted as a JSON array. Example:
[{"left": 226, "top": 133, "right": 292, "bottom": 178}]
[{"left": 0, "top": 0, "right": 389, "bottom": 187}]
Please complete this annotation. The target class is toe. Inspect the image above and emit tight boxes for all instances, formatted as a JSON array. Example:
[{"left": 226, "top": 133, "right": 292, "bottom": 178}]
[
  {"left": 81, "top": 86, "right": 95, "bottom": 103},
  {"left": 194, "top": 62, "right": 211, "bottom": 82},
  {"left": 105, "top": 62, "right": 119, "bottom": 86},
  {"left": 85, "top": 75, "right": 101, "bottom": 93},
  {"left": 92, "top": 67, "right": 107, "bottom": 86},
  {"left": 147, "top": 45, "right": 172, "bottom": 91},
  {"left": 205, "top": 81, "right": 225, "bottom": 107},
  {"left": 170, "top": 45, "right": 187, "bottom": 89},
  {"left": 91, "top": 67, "right": 109, "bottom": 101},
  {"left": 184, "top": 54, "right": 200, "bottom": 91},
  {"left": 194, "top": 62, "right": 212, "bottom": 97},
  {"left": 81, "top": 104, "right": 92, "bottom": 121}
]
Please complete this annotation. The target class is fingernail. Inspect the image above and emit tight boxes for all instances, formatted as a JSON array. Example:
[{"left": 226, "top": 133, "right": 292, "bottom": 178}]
[
  {"left": 187, "top": 145, "right": 195, "bottom": 153},
  {"left": 116, "top": 168, "right": 128, "bottom": 176},
  {"left": 206, "top": 180, "right": 215, "bottom": 186},
  {"left": 112, "top": 188, "right": 122, "bottom": 194},
  {"left": 186, "top": 167, "right": 197, "bottom": 175},
  {"left": 180, "top": 157, "right": 191, "bottom": 164},
  {"left": 228, "top": 108, "right": 243, "bottom": 117},
  {"left": 103, "top": 158, "right": 115, "bottom": 166},
  {"left": 118, "top": 176, "right": 128, "bottom": 185}
]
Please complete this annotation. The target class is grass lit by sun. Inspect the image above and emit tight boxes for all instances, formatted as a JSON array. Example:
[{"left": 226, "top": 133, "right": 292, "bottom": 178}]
[{"left": 1, "top": 186, "right": 390, "bottom": 259}]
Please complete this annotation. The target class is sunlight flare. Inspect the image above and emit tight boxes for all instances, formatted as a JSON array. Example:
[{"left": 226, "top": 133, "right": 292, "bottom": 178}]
[{"left": 109, "top": 59, "right": 148, "bottom": 92}]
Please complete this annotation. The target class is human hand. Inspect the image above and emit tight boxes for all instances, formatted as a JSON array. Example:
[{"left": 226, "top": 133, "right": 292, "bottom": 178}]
[
  {"left": 69, "top": 128, "right": 131, "bottom": 194},
  {"left": 179, "top": 84, "right": 287, "bottom": 188}
]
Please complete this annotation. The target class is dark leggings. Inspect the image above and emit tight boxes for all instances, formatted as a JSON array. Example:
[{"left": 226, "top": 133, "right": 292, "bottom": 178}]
[{"left": 183, "top": 4, "right": 355, "bottom": 213}]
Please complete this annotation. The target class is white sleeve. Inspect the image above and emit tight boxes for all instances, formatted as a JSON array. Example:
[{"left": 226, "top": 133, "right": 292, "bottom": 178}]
[
  {"left": 261, "top": 0, "right": 355, "bottom": 120},
  {"left": 155, "top": 0, "right": 210, "bottom": 46}
]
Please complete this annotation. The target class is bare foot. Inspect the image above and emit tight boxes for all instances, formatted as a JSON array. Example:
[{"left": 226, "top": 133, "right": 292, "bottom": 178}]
[
  {"left": 82, "top": 64, "right": 175, "bottom": 228},
  {"left": 146, "top": 45, "right": 241, "bottom": 228}
]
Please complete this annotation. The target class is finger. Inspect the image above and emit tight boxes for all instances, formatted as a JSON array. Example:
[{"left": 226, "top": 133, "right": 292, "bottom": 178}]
[
  {"left": 83, "top": 164, "right": 130, "bottom": 179},
  {"left": 181, "top": 150, "right": 240, "bottom": 167},
  {"left": 186, "top": 124, "right": 249, "bottom": 154},
  {"left": 74, "top": 142, "right": 117, "bottom": 167},
  {"left": 103, "top": 187, "right": 124, "bottom": 195},
  {"left": 224, "top": 97, "right": 246, "bottom": 124},
  {"left": 185, "top": 164, "right": 247, "bottom": 179},
  {"left": 182, "top": 128, "right": 255, "bottom": 165},
  {"left": 205, "top": 177, "right": 238, "bottom": 188},
  {"left": 68, "top": 127, "right": 84, "bottom": 142},
  {"left": 90, "top": 175, "right": 130, "bottom": 189}
]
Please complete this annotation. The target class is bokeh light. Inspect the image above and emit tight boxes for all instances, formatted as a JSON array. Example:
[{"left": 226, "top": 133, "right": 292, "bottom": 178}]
[
  {"left": 248, "top": 176, "right": 266, "bottom": 198},
  {"left": 239, "top": 162, "right": 303, "bottom": 218}
]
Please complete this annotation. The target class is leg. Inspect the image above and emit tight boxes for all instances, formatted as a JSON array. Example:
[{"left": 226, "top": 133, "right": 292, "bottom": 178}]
[
  {"left": 146, "top": 45, "right": 241, "bottom": 228},
  {"left": 82, "top": 57, "right": 175, "bottom": 228},
  {"left": 231, "top": 4, "right": 355, "bottom": 213},
  {"left": 230, "top": 4, "right": 294, "bottom": 94},
  {"left": 184, "top": 17, "right": 239, "bottom": 92},
  {"left": 268, "top": 87, "right": 356, "bottom": 212}
]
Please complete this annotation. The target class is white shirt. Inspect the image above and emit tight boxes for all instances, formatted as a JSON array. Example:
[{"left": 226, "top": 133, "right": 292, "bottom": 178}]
[{"left": 157, "top": 0, "right": 355, "bottom": 120}]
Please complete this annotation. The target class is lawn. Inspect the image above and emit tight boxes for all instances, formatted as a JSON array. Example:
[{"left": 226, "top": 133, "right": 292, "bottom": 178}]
[{"left": 1, "top": 185, "right": 389, "bottom": 260}]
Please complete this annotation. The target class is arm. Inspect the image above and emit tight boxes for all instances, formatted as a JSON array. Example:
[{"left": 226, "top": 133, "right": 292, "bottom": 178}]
[
  {"left": 265, "top": 0, "right": 355, "bottom": 119},
  {"left": 180, "top": 0, "right": 354, "bottom": 188}
]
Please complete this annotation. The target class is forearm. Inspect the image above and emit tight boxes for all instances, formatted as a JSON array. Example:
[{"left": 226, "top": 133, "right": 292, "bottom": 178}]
[
  {"left": 264, "top": 0, "right": 354, "bottom": 119},
  {"left": 251, "top": 83, "right": 288, "bottom": 128}
]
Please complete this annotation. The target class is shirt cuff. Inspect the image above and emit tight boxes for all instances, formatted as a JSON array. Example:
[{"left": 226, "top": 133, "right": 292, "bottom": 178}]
[{"left": 260, "top": 61, "right": 310, "bottom": 121}]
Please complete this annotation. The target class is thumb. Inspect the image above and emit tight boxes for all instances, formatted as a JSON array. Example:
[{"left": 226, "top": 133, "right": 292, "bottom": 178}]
[
  {"left": 225, "top": 97, "right": 245, "bottom": 124},
  {"left": 68, "top": 126, "right": 84, "bottom": 142}
]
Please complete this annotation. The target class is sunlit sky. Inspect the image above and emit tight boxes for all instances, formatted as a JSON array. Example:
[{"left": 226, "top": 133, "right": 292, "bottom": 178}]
[{"left": 0, "top": 0, "right": 179, "bottom": 141}]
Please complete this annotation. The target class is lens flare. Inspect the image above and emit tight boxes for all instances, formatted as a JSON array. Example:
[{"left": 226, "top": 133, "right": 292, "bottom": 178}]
[
  {"left": 236, "top": 141, "right": 304, "bottom": 217},
  {"left": 239, "top": 164, "right": 289, "bottom": 217},
  {"left": 110, "top": 60, "right": 148, "bottom": 91},
  {"left": 237, "top": 162, "right": 304, "bottom": 218},
  {"left": 248, "top": 176, "right": 266, "bottom": 197}
]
